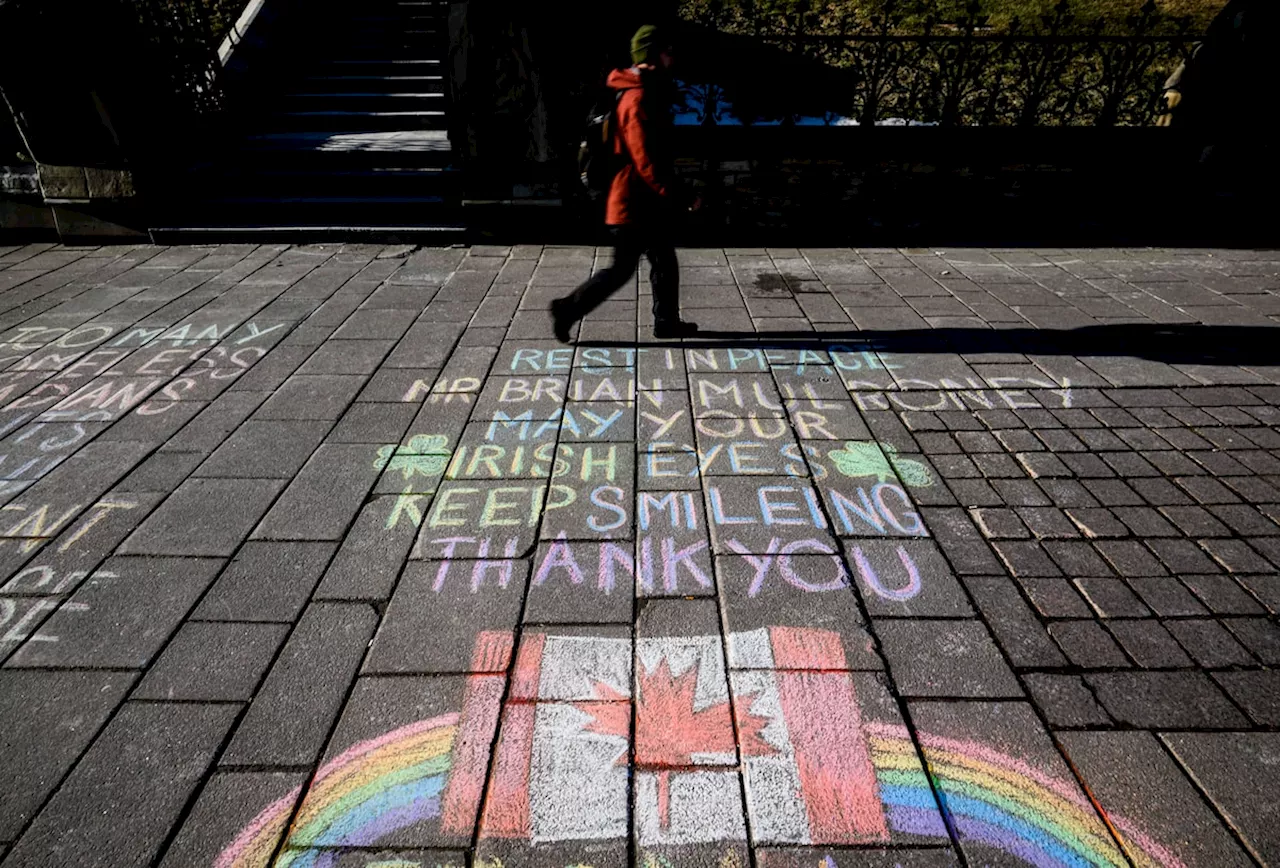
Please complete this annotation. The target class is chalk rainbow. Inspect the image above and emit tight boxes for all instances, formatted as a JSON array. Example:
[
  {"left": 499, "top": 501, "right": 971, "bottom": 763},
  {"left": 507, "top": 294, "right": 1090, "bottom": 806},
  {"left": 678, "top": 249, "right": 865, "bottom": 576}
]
[
  {"left": 867, "top": 723, "right": 1184, "bottom": 868},
  {"left": 216, "top": 713, "right": 459, "bottom": 868}
]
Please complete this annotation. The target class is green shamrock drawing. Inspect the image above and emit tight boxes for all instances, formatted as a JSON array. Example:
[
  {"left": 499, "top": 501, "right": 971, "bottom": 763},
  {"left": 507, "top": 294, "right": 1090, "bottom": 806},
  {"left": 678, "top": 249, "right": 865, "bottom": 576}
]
[
  {"left": 827, "top": 440, "right": 933, "bottom": 488},
  {"left": 374, "top": 434, "right": 452, "bottom": 480}
]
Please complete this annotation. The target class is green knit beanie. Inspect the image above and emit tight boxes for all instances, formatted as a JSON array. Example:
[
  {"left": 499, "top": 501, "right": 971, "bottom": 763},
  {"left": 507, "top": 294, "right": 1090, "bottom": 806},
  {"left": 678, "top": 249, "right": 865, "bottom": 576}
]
[{"left": 630, "top": 24, "right": 667, "bottom": 65}]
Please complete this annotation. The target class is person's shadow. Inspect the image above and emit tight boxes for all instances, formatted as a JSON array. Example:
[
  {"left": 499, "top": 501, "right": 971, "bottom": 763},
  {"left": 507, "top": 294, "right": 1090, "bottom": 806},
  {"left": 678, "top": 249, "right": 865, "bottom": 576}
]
[{"left": 581, "top": 323, "right": 1280, "bottom": 366}]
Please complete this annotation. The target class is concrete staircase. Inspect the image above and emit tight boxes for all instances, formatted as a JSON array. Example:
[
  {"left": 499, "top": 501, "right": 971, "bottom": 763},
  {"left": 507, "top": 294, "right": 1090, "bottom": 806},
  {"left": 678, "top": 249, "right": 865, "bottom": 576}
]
[{"left": 152, "top": 0, "right": 464, "bottom": 241}]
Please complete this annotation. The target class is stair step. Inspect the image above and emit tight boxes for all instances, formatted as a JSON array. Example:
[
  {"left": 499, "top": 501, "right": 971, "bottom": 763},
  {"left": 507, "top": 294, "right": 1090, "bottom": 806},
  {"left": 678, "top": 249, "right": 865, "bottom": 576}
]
[
  {"left": 289, "top": 82, "right": 445, "bottom": 96},
  {"left": 286, "top": 93, "right": 444, "bottom": 98},
  {"left": 194, "top": 166, "right": 460, "bottom": 197},
  {"left": 242, "top": 130, "right": 452, "bottom": 153},
  {"left": 170, "top": 0, "right": 463, "bottom": 238},
  {"left": 253, "top": 167, "right": 456, "bottom": 177},
  {"left": 326, "top": 59, "right": 441, "bottom": 65},
  {"left": 150, "top": 225, "right": 467, "bottom": 244},
  {"left": 279, "top": 110, "right": 445, "bottom": 117},
  {"left": 350, "top": 15, "right": 441, "bottom": 21},
  {"left": 303, "top": 75, "right": 443, "bottom": 81},
  {"left": 208, "top": 195, "right": 448, "bottom": 205}
]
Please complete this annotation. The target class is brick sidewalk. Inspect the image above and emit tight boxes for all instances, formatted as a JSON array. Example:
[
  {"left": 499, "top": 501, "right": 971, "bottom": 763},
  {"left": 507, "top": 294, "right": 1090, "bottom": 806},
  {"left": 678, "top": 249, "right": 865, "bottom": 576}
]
[{"left": 1, "top": 241, "right": 1278, "bottom": 868}]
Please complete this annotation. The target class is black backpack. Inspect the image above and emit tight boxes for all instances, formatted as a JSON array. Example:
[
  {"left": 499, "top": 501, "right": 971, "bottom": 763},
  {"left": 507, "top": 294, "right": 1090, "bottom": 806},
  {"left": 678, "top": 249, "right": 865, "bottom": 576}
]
[{"left": 578, "top": 89, "right": 624, "bottom": 198}]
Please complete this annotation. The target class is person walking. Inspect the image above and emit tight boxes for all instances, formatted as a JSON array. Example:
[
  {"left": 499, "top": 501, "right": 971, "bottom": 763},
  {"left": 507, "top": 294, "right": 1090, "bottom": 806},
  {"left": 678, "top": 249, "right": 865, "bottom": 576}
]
[{"left": 550, "top": 24, "right": 700, "bottom": 343}]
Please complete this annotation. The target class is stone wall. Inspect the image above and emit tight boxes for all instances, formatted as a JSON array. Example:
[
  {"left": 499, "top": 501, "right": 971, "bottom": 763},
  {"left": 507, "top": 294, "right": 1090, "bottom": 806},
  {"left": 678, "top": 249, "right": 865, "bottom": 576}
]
[
  {"left": 671, "top": 127, "right": 1271, "bottom": 245},
  {"left": 468, "top": 126, "right": 1273, "bottom": 246}
]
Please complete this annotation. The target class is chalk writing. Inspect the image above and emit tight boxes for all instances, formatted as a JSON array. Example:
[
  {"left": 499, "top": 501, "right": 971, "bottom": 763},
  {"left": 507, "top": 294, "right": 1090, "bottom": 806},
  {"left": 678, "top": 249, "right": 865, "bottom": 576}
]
[
  {"left": 0, "top": 567, "right": 115, "bottom": 596},
  {"left": 0, "top": 598, "right": 90, "bottom": 646},
  {"left": 0, "top": 498, "right": 138, "bottom": 553},
  {"left": 375, "top": 434, "right": 453, "bottom": 479},
  {"left": 824, "top": 483, "right": 926, "bottom": 537}
]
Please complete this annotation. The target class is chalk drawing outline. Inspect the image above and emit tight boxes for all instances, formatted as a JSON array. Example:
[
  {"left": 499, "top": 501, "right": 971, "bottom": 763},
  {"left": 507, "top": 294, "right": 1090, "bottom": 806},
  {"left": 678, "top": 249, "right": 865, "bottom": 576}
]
[
  {"left": 827, "top": 441, "right": 933, "bottom": 488},
  {"left": 375, "top": 434, "right": 453, "bottom": 480}
]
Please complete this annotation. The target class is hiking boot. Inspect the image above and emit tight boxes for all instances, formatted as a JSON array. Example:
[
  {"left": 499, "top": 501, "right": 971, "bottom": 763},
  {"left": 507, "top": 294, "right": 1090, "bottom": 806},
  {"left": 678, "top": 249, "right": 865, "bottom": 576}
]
[
  {"left": 549, "top": 298, "right": 575, "bottom": 344},
  {"left": 653, "top": 319, "right": 698, "bottom": 339}
]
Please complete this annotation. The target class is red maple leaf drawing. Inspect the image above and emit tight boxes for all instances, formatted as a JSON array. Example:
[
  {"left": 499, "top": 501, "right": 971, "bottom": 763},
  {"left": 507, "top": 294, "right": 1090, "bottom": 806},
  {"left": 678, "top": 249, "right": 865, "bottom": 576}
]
[
  {"left": 573, "top": 657, "right": 780, "bottom": 831},
  {"left": 575, "top": 680, "right": 630, "bottom": 755},
  {"left": 635, "top": 658, "right": 736, "bottom": 770}
]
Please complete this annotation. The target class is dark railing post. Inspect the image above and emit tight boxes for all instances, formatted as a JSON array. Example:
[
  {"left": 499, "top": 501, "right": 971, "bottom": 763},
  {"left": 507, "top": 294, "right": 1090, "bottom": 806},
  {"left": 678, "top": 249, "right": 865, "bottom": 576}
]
[{"left": 676, "top": 0, "right": 1196, "bottom": 128}]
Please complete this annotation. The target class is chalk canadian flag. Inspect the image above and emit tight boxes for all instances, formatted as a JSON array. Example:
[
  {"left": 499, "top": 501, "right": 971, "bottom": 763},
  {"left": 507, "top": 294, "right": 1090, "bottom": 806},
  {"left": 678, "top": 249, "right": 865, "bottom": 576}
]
[{"left": 469, "top": 628, "right": 889, "bottom": 846}]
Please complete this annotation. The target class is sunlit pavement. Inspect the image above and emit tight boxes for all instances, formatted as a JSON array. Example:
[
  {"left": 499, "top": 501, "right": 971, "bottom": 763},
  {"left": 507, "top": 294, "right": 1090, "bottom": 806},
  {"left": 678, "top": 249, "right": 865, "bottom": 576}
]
[{"left": 1, "top": 241, "right": 1278, "bottom": 868}]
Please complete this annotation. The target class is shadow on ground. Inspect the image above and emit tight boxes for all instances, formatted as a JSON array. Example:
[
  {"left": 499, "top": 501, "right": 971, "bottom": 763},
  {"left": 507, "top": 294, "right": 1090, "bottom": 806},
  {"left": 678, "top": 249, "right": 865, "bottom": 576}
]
[{"left": 581, "top": 324, "right": 1280, "bottom": 365}]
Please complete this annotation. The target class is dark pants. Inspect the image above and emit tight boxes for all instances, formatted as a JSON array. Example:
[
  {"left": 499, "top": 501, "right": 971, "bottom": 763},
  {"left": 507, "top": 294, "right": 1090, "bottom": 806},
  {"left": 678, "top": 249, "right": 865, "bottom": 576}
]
[{"left": 561, "top": 225, "right": 680, "bottom": 323}]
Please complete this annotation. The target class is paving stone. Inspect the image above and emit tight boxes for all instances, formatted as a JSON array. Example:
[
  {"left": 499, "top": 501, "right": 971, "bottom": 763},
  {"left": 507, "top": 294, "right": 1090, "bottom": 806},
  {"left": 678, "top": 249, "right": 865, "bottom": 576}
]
[
  {"left": 415, "top": 479, "right": 547, "bottom": 558},
  {"left": 876, "top": 619, "right": 1021, "bottom": 698},
  {"left": 1181, "top": 574, "right": 1265, "bottom": 614},
  {"left": 963, "top": 575, "right": 1065, "bottom": 668},
  {"left": 287, "top": 675, "right": 501, "bottom": 849},
  {"left": 736, "top": 666, "right": 945, "bottom": 846},
  {"left": 0, "top": 489, "right": 162, "bottom": 591},
  {"left": 159, "top": 389, "right": 269, "bottom": 452},
  {"left": 634, "top": 486, "right": 715, "bottom": 597},
  {"left": 1236, "top": 573, "right": 1280, "bottom": 614},
  {"left": 1049, "top": 619, "right": 1130, "bottom": 668},
  {"left": 253, "top": 444, "right": 381, "bottom": 540},
  {"left": 1161, "top": 733, "right": 1280, "bottom": 864},
  {"left": 120, "top": 475, "right": 283, "bottom": 556},
  {"left": 221, "top": 602, "right": 378, "bottom": 766},
  {"left": 1061, "top": 731, "right": 1254, "bottom": 867},
  {"left": 526, "top": 540, "right": 632, "bottom": 623},
  {"left": 193, "top": 540, "right": 334, "bottom": 621},
  {"left": 254, "top": 374, "right": 366, "bottom": 420},
  {"left": 918, "top": 506, "right": 1003, "bottom": 574},
  {"left": 1211, "top": 670, "right": 1280, "bottom": 726},
  {"left": 9, "top": 438, "right": 153, "bottom": 505},
  {"left": 193, "top": 419, "right": 329, "bottom": 478},
  {"left": 296, "top": 337, "right": 394, "bottom": 375},
  {"left": 1165, "top": 618, "right": 1256, "bottom": 667},
  {"left": 111, "top": 449, "right": 203, "bottom": 493},
  {"left": 717, "top": 553, "right": 880, "bottom": 671},
  {"left": 9, "top": 243, "right": 1280, "bottom": 865},
  {"left": 1223, "top": 618, "right": 1280, "bottom": 664},
  {"left": 134, "top": 621, "right": 288, "bottom": 700},
  {"left": 758, "top": 847, "right": 962, "bottom": 867},
  {"left": 1086, "top": 671, "right": 1248, "bottom": 728},
  {"left": 1022, "top": 673, "right": 1111, "bottom": 727},
  {"left": 226, "top": 345, "right": 313, "bottom": 392},
  {"left": 5, "top": 556, "right": 222, "bottom": 668},
  {"left": 1145, "top": 537, "right": 1220, "bottom": 574},
  {"left": 366, "top": 560, "right": 525, "bottom": 673},
  {"left": 1201, "top": 538, "right": 1274, "bottom": 573},
  {"left": 992, "top": 540, "right": 1061, "bottom": 577},
  {"left": 1039, "top": 540, "right": 1111, "bottom": 577},
  {"left": 327, "top": 401, "right": 417, "bottom": 443},
  {"left": 704, "top": 472, "right": 882, "bottom": 548},
  {"left": 1106, "top": 619, "right": 1193, "bottom": 668},
  {"left": 1073, "top": 576, "right": 1151, "bottom": 617},
  {"left": 159, "top": 771, "right": 307, "bottom": 868},
  {"left": 314, "top": 495, "right": 420, "bottom": 600},
  {"left": 844, "top": 538, "right": 973, "bottom": 617},
  {"left": 1, "top": 702, "right": 237, "bottom": 868},
  {"left": 1093, "top": 540, "right": 1168, "bottom": 577},
  {"left": 94, "top": 398, "right": 206, "bottom": 443},
  {"left": 908, "top": 700, "right": 1122, "bottom": 867},
  {"left": 0, "top": 670, "right": 134, "bottom": 839}
]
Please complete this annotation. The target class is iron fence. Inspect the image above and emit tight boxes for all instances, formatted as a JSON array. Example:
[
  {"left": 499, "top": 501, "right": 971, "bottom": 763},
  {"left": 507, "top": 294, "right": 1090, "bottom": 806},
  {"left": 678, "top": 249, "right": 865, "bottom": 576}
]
[
  {"left": 677, "top": 0, "right": 1201, "bottom": 126},
  {"left": 132, "top": 0, "right": 231, "bottom": 117}
]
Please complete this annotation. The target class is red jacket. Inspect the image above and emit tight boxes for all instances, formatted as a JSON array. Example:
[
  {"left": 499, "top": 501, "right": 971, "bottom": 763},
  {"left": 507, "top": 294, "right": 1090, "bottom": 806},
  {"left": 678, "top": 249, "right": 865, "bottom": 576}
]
[{"left": 605, "top": 67, "right": 682, "bottom": 226}]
